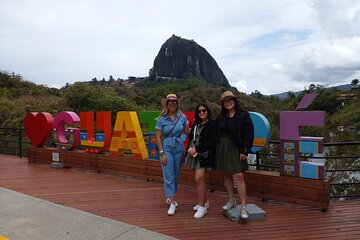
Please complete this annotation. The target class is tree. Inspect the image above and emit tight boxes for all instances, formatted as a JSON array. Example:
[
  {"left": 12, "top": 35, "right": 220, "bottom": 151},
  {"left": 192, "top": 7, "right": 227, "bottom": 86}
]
[
  {"left": 149, "top": 67, "right": 155, "bottom": 80},
  {"left": 62, "top": 83, "right": 143, "bottom": 117},
  {"left": 307, "top": 88, "right": 341, "bottom": 115},
  {"left": 351, "top": 79, "right": 359, "bottom": 87},
  {"left": 287, "top": 91, "right": 296, "bottom": 99},
  {"left": 91, "top": 78, "right": 98, "bottom": 86},
  {"left": 250, "top": 90, "right": 263, "bottom": 98}
]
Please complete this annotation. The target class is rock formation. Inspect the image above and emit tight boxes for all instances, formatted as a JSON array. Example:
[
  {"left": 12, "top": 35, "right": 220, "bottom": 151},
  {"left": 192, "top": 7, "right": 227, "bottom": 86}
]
[{"left": 152, "top": 35, "right": 230, "bottom": 86}]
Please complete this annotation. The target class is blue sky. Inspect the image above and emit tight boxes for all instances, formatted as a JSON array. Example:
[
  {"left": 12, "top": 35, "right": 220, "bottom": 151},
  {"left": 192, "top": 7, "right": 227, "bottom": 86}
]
[
  {"left": 244, "top": 30, "right": 311, "bottom": 49},
  {"left": 0, "top": 0, "right": 359, "bottom": 95}
]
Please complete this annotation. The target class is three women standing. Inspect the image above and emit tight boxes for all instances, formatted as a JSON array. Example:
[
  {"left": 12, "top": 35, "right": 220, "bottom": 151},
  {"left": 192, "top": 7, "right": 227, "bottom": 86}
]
[
  {"left": 156, "top": 93, "right": 190, "bottom": 216},
  {"left": 156, "top": 91, "right": 254, "bottom": 220}
]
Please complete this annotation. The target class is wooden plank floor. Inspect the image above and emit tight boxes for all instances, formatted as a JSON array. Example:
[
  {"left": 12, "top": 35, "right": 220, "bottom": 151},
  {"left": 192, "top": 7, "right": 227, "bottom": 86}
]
[{"left": 1, "top": 154, "right": 359, "bottom": 240}]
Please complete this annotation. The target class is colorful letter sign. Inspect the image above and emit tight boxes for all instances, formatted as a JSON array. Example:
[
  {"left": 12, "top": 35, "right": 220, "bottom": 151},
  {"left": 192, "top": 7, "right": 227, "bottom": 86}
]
[
  {"left": 80, "top": 112, "right": 112, "bottom": 153},
  {"left": 109, "top": 112, "right": 148, "bottom": 159},
  {"left": 279, "top": 94, "right": 326, "bottom": 179},
  {"left": 24, "top": 112, "right": 54, "bottom": 147},
  {"left": 250, "top": 112, "right": 270, "bottom": 152},
  {"left": 52, "top": 111, "right": 80, "bottom": 150},
  {"left": 139, "top": 111, "right": 161, "bottom": 159},
  {"left": 24, "top": 110, "right": 271, "bottom": 160}
]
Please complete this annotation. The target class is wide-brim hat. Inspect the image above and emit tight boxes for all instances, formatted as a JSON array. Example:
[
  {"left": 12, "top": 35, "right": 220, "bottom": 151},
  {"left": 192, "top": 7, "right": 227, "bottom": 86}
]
[
  {"left": 161, "top": 93, "right": 180, "bottom": 106},
  {"left": 218, "top": 91, "right": 240, "bottom": 105}
]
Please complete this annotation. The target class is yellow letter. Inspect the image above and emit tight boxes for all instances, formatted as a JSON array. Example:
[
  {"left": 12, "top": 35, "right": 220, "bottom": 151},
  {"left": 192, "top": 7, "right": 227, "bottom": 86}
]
[{"left": 109, "top": 112, "right": 148, "bottom": 159}]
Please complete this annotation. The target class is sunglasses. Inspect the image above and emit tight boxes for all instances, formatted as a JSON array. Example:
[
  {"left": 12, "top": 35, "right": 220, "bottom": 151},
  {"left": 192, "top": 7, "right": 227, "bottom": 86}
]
[
  {"left": 167, "top": 101, "right": 178, "bottom": 106},
  {"left": 197, "top": 109, "right": 207, "bottom": 114},
  {"left": 223, "top": 98, "right": 234, "bottom": 104}
]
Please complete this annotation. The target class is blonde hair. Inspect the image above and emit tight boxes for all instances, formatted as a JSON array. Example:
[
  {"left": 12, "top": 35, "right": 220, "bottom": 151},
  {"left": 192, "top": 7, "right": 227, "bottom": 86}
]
[
  {"left": 158, "top": 94, "right": 181, "bottom": 118},
  {"left": 159, "top": 103, "right": 180, "bottom": 116}
]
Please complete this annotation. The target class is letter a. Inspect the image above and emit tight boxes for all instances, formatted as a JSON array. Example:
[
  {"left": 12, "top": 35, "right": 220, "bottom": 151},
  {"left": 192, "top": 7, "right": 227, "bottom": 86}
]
[{"left": 109, "top": 112, "right": 148, "bottom": 159}]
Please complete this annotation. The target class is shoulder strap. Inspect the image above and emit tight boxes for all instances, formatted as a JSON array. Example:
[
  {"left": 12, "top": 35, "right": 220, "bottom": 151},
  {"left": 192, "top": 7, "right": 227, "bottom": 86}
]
[
  {"left": 192, "top": 124, "right": 197, "bottom": 144},
  {"left": 162, "top": 115, "right": 181, "bottom": 141}
]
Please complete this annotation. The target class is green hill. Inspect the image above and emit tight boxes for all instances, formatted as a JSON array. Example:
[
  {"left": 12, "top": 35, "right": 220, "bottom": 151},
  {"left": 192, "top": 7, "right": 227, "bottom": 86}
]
[
  {"left": 0, "top": 71, "right": 64, "bottom": 127},
  {"left": 329, "top": 88, "right": 360, "bottom": 129},
  {"left": 1, "top": 71, "right": 359, "bottom": 142}
]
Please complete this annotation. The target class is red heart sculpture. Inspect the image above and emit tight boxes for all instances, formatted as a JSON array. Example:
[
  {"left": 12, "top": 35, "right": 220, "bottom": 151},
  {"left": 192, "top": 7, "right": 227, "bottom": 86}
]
[{"left": 24, "top": 112, "right": 54, "bottom": 147}]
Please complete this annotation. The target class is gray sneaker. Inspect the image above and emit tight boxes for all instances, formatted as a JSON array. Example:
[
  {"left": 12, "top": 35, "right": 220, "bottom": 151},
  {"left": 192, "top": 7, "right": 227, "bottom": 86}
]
[
  {"left": 222, "top": 199, "right": 237, "bottom": 210},
  {"left": 240, "top": 205, "right": 249, "bottom": 219}
]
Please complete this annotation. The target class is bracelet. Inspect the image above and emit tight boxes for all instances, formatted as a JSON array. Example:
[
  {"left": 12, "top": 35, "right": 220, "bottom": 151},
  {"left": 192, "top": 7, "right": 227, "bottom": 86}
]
[{"left": 160, "top": 150, "right": 164, "bottom": 155}]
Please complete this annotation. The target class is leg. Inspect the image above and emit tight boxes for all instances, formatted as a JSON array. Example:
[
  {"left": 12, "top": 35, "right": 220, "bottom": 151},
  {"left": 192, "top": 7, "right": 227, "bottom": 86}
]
[
  {"left": 194, "top": 168, "right": 207, "bottom": 206},
  {"left": 222, "top": 172, "right": 237, "bottom": 210},
  {"left": 224, "top": 172, "right": 235, "bottom": 200},
  {"left": 233, "top": 172, "right": 246, "bottom": 206},
  {"left": 161, "top": 151, "right": 176, "bottom": 199},
  {"left": 162, "top": 151, "right": 179, "bottom": 215},
  {"left": 172, "top": 147, "right": 184, "bottom": 195},
  {"left": 234, "top": 172, "right": 249, "bottom": 219}
]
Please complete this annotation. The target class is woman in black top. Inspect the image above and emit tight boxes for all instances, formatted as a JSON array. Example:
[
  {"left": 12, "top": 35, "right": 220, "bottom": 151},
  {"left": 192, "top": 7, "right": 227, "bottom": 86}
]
[
  {"left": 215, "top": 91, "right": 254, "bottom": 219},
  {"left": 186, "top": 103, "right": 215, "bottom": 219}
]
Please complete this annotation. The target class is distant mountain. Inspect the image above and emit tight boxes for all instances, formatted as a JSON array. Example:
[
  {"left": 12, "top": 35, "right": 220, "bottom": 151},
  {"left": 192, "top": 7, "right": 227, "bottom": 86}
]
[
  {"left": 334, "top": 84, "right": 353, "bottom": 91},
  {"left": 151, "top": 35, "right": 230, "bottom": 87},
  {"left": 270, "top": 90, "right": 302, "bottom": 99},
  {"left": 271, "top": 84, "right": 353, "bottom": 99}
]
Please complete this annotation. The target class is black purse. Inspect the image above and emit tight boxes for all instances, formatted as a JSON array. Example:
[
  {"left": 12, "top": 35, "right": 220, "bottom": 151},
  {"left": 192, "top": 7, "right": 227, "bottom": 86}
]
[{"left": 197, "top": 150, "right": 209, "bottom": 160}]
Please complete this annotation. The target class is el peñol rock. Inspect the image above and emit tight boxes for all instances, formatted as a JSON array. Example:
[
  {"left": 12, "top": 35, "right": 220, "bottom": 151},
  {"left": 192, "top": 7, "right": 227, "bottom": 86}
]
[{"left": 152, "top": 35, "right": 230, "bottom": 86}]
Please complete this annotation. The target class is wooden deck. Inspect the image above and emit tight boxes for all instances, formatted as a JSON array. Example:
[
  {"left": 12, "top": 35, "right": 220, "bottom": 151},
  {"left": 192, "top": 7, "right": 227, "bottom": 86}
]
[{"left": 1, "top": 154, "right": 359, "bottom": 239}]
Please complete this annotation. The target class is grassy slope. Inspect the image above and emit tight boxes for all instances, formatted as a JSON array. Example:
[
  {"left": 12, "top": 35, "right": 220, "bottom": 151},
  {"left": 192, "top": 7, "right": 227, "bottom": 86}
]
[{"left": 329, "top": 88, "right": 360, "bottom": 126}]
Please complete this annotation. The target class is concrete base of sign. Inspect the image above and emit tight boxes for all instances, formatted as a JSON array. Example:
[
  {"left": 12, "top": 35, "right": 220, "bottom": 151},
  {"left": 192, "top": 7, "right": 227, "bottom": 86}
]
[
  {"left": 49, "top": 162, "right": 64, "bottom": 168},
  {"left": 224, "top": 204, "right": 266, "bottom": 222}
]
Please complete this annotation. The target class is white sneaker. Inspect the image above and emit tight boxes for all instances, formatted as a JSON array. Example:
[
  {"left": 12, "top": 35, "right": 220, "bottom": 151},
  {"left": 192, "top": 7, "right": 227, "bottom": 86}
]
[
  {"left": 240, "top": 205, "right": 249, "bottom": 219},
  {"left": 167, "top": 203, "right": 177, "bottom": 216},
  {"left": 193, "top": 201, "right": 210, "bottom": 211},
  {"left": 166, "top": 198, "right": 179, "bottom": 207},
  {"left": 222, "top": 199, "right": 237, "bottom": 211},
  {"left": 193, "top": 206, "right": 207, "bottom": 219}
]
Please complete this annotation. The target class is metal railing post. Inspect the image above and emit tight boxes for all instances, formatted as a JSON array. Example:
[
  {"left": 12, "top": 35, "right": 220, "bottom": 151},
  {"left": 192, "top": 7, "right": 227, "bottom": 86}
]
[{"left": 18, "top": 129, "right": 22, "bottom": 158}]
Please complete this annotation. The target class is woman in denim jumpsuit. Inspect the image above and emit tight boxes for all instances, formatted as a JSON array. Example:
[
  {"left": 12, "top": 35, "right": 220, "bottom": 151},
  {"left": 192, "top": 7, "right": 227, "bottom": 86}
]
[{"left": 156, "top": 93, "right": 190, "bottom": 216}]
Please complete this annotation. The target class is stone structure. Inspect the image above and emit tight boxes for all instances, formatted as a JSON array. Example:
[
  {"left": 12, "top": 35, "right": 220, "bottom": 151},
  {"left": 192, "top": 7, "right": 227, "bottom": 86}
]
[{"left": 152, "top": 35, "right": 230, "bottom": 86}]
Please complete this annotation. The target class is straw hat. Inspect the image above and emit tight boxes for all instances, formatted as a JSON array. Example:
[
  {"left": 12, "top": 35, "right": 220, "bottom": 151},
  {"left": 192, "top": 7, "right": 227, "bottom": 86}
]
[
  {"left": 218, "top": 91, "right": 239, "bottom": 105},
  {"left": 161, "top": 93, "right": 179, "bottom": 106}
]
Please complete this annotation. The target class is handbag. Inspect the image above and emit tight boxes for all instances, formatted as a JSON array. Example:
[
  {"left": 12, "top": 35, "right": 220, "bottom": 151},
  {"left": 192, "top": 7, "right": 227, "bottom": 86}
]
[{"left": 197, "top": 150, "right": 209, "bottom": 160}]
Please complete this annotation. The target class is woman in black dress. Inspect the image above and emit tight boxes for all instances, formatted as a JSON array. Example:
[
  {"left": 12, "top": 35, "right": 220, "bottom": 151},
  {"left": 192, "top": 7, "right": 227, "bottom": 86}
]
[{"left": 215, "top": 91, "right": 254, "bottom": 219}]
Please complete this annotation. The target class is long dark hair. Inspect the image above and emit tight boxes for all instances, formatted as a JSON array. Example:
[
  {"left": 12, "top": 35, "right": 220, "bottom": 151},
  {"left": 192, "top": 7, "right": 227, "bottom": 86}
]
[
  {"left": 220, "top": 97, "right": 244, "bottom": 117},
  {"left": 193, "top": 103, "right": 212, "bottom": 125}
]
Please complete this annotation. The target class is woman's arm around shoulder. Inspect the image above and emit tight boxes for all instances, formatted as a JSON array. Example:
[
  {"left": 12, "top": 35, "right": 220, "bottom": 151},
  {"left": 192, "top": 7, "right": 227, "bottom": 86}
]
[{"left": 182, "top": 113, "right": 191, "bottom": 135}]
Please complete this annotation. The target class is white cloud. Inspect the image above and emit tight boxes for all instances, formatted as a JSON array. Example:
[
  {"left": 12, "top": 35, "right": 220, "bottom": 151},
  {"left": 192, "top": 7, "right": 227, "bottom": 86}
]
[{"left": 0, "top": 0, "right": 359, "bottom": 95}]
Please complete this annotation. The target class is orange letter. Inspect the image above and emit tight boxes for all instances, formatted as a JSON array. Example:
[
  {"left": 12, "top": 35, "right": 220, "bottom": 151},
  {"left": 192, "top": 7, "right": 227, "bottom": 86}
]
[{"left": 80, "top": 112, "right": 111, "bottom": 153}]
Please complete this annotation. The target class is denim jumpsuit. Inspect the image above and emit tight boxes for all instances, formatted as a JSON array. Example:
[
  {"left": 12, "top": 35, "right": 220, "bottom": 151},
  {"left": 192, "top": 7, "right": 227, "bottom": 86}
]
[{"left": 156, "top": 112, "right": 188, "bottom": 198}]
